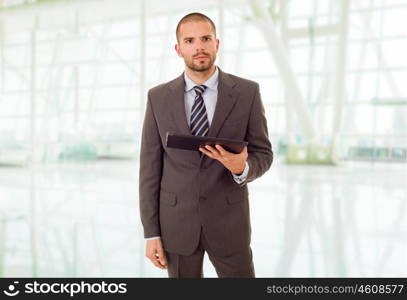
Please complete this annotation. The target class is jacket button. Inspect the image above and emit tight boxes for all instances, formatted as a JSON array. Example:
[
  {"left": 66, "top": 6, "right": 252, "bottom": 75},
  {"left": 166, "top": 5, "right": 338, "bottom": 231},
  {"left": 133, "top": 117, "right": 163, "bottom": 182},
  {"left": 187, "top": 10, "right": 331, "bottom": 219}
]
[{"left": 199, "top": 197, "right": 206, "bottom": 201}]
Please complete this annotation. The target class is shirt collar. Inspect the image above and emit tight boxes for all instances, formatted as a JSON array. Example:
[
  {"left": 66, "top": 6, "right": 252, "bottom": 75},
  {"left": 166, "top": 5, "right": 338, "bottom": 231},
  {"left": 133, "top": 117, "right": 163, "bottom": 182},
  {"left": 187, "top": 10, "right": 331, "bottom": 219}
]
[{"left": 184, "top": 66, "right": 219, "bottom": 93}]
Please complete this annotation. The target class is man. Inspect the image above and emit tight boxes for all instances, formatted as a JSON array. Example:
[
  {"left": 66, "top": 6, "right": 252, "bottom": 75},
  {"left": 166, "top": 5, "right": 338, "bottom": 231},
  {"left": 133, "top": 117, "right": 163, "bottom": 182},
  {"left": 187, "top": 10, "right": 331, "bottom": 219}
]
[{"left": 139, "top": 12, "right": 273, "bottom": 278}]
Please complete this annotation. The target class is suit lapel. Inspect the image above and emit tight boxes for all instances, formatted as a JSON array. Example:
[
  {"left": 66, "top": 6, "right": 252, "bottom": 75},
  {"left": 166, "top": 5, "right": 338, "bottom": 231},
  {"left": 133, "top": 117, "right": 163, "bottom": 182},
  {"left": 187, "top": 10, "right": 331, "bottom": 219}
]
[
  {"left": 207, "top": 68, "right": 238, "bottom": 138},
  {"left": 168, "top": 73, "right": 191, "bottom": 135}
]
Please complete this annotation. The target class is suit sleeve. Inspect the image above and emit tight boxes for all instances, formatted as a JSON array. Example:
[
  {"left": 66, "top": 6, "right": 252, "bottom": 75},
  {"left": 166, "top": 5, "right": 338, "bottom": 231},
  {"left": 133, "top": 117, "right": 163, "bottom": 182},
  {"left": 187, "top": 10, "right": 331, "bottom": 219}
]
[
  {"left": 239, "top": 83, "right": 273, "bottom": 186},
  {"left": 139, "top": 90, "right": 163, "bottom": 238}
]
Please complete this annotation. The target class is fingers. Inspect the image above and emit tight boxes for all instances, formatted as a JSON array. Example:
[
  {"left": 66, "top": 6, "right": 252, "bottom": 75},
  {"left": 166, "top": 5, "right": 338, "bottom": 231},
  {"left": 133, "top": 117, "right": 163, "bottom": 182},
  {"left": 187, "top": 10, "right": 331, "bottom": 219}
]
[
  {"left": 146, "top": 240, "right": 167, "bottom": 269},
  {"left": 146, "top": 246, "right": 161, "bottom": 269},
  {"left": 151, "top": 254, "right": 166, "bottom": 269},
  {"left": 147, "top": 252, "right": 166, "bottom": 269},
  {"left": 157, "top": 244, "right": 167, "bottom": 268},
  {"left": 199, "top": 145, "right": 216, "bottom": 158},
  {"left": 215, "top": 144, "right": 227, "bottom": 155},
  {"left": 240, "top": 146, "right": 248, "bottom": 157},
  {"left": 199, "top": 144, "right": 222, "bottom": 158}
]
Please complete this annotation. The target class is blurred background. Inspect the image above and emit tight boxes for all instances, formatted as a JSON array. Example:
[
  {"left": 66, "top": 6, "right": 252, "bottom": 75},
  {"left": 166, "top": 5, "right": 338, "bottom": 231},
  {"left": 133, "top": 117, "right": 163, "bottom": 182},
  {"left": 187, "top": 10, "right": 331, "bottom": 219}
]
[{"left": 0, "top": 0, "right": 405, "bottom": 277}]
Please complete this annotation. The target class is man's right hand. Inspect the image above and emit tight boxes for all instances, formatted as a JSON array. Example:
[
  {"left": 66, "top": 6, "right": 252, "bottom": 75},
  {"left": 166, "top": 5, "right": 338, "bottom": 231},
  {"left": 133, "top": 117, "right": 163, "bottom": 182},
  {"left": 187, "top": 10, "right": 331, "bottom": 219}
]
[{"left": 145, "top": 238, "right": 167, "bottom": 269}]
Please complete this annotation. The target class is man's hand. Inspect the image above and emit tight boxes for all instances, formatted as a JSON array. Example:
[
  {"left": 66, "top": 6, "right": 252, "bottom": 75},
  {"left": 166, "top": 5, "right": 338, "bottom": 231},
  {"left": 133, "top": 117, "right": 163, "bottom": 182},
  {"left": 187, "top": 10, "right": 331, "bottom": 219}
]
[
  {"left": 199, "top": 144, "right": 248, "bottom": 174},
  {"left": 145, "top": 238, "right": 167, "bottom": 269}
]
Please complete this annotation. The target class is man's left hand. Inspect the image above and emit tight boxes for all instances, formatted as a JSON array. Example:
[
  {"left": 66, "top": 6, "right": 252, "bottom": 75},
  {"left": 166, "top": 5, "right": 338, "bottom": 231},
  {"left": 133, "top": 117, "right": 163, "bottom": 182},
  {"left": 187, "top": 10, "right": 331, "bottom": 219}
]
[{"left": 199, "top": 144, "right": 248, "bottom": 174}]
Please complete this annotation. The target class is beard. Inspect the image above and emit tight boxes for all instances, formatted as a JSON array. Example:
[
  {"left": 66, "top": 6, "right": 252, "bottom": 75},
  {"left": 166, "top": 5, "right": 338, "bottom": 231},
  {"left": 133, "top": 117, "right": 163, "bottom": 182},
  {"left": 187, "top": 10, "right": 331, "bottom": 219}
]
[{"left": 185, "top": 52, "right": 216, "bottom": 72}]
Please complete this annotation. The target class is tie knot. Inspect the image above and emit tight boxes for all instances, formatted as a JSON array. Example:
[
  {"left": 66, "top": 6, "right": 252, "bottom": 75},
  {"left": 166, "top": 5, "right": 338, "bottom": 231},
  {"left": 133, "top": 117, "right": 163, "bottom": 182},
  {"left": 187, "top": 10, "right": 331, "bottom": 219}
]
[{"left": 193, "top": 85, "right": 207, "bottom": 96}]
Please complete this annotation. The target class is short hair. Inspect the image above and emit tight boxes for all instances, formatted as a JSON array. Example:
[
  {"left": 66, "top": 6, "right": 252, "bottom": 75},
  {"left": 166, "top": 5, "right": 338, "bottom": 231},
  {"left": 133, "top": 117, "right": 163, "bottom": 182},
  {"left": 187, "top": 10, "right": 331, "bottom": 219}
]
[{"left": 176, "top": 12, "right": 217, "bottom": 43}]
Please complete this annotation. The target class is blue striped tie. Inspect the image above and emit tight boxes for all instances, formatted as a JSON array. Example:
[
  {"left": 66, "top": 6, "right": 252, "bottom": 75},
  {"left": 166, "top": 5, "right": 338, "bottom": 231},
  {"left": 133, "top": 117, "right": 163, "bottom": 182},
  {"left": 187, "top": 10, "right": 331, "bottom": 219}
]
[{"left": 190, "top": 85, "right": 209, "bottom": 136}]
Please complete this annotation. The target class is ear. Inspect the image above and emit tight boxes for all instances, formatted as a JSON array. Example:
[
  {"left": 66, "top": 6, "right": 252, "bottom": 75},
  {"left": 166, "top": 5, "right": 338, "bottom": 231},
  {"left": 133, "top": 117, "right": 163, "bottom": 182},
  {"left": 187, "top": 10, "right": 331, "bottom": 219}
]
[
  {"left": 215, "top": 38, "right": 220, "bottom": 52},
  {"left": 174, "top": 43, "right": 182, "bottom": 57}
]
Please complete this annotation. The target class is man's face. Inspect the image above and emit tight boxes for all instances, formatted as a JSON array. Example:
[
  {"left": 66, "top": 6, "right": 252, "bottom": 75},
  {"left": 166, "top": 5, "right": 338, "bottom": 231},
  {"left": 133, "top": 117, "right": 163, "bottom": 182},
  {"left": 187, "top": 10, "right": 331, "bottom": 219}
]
[{"left": 175, "top": 21, "right": 219, "bottom": 72}]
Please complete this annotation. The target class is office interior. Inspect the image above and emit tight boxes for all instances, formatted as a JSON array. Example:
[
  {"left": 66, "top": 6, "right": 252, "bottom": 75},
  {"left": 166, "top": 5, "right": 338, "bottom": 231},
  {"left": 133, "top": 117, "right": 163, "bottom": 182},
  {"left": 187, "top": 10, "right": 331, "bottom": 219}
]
[{"left": 0, "top": 0, "right": 405, "bottom": 277}]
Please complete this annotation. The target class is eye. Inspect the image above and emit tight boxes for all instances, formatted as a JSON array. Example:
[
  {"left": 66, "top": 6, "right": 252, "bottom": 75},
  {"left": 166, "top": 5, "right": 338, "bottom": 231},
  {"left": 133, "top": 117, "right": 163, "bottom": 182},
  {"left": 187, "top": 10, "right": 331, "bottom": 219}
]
[{"left": 185, "top": 39, "right": 192, "bottom": 44}]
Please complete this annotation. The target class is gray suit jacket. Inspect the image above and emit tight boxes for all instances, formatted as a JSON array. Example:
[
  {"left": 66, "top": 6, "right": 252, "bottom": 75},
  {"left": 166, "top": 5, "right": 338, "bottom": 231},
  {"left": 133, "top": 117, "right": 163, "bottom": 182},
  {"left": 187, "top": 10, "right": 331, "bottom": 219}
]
[{"left": 139, "top": 68, "right": 273, "bottom": 256}]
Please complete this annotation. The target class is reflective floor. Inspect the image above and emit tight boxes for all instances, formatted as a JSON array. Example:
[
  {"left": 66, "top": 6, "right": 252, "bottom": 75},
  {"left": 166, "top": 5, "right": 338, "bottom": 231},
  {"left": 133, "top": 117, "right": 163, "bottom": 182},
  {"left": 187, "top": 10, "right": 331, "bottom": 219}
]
[{"left": 0, "top": 157, "right": 405, "bottom": 277}]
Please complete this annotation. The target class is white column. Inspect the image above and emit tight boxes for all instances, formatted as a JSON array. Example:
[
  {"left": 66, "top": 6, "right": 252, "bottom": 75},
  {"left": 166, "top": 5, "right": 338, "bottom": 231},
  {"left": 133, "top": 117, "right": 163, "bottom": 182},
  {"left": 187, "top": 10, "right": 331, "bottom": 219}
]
[{"left": 248, "top": 0, "right": 315, "bottom": 140}]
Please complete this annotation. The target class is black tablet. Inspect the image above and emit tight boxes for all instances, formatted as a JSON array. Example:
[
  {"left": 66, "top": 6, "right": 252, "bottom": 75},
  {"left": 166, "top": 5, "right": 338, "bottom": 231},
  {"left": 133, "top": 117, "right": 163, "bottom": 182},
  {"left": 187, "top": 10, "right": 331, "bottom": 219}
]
[{"left": 166, "top": 131, "right": 248, "bottom": 154}]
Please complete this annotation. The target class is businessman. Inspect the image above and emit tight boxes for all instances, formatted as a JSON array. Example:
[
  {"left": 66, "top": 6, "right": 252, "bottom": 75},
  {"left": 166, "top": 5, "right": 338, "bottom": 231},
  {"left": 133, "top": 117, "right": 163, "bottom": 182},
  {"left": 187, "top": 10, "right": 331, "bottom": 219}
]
[{"left": 139, "top": 12, "right": 273, "bottom": 278}]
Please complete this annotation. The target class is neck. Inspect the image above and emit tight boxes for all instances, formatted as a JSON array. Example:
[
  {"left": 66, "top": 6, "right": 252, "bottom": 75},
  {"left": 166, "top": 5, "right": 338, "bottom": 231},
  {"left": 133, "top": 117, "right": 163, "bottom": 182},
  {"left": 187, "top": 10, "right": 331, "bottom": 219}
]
[{"left": 185, "top": 65, "right": 216, "bottom": 85}]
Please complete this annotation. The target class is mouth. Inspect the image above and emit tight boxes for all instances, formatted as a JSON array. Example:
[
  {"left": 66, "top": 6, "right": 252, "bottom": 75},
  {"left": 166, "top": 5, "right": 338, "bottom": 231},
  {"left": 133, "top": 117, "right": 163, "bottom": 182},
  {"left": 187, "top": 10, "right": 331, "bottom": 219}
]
[{"left": 194, "top": 56, "right": 208, "bottom": 60}]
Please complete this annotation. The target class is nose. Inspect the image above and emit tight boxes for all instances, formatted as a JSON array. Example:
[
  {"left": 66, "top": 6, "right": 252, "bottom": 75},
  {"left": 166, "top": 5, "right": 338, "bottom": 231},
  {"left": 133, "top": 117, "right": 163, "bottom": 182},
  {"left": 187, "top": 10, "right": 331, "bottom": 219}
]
[{"left": 195, "top": 40, "right": 205, "bottom": 52}]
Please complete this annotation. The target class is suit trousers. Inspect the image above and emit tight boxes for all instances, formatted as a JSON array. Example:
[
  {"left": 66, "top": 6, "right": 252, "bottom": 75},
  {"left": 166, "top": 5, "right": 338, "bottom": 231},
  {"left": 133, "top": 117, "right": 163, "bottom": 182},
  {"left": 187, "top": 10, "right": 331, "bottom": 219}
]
[{"left": 165, "top": 227, "right": 255, "bottom": 278}]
